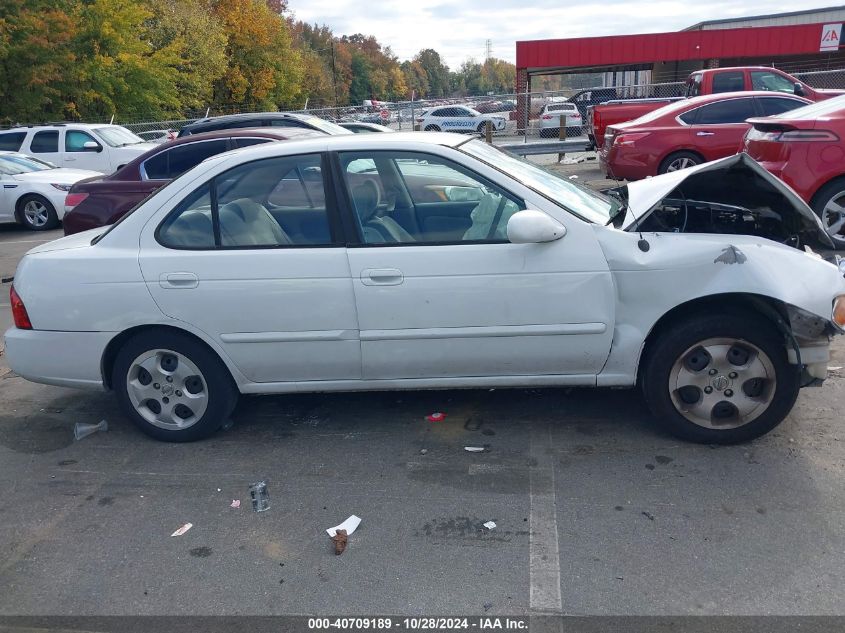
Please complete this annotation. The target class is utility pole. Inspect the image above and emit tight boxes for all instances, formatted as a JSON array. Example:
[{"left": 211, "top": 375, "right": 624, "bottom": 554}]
[
  {"left": 331, "top": 40, "right": 339, "bottom": 108},
  {"left": 485, "top": 39, "right": 492, "bottom": 61}
]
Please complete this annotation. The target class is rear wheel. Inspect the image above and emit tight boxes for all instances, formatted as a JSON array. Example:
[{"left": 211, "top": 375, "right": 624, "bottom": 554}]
[
  {"left": 112, "top": 330, "right": 237, "bottom": 442},
  {"left": 641, "top": 311, "right": 799, "bottom": 444},
  {"left": 811, "top": 177, "right": 845, "bottom": 248},
  {"left": 17, "top": 194, "right": 59, "bottom": 231},
  {"left": 658, "top": 151, "right": 701, "bottom": 174}
]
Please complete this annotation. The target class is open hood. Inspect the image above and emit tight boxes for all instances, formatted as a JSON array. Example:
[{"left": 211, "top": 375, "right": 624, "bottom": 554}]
[{"left": 619, "top": 153, "right": 834, "bottom": 250}]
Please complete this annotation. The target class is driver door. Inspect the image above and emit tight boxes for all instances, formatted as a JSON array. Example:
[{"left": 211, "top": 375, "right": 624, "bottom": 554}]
[{"left": 61, "top": 129, "right": 104, "bottom": 171}]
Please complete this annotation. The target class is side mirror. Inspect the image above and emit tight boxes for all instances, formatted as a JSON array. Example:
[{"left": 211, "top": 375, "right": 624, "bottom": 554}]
[
  {"left": 507, "top": 209, "right": 566, "bottom": 244},
  {"left": 83, "top": 141, "right": 102, "bottom": 153},
  {"left": 794, "top": 82, "right": 805, "bottom": 96}
]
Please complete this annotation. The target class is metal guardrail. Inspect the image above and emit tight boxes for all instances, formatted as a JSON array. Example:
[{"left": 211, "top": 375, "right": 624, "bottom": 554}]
[{"left": 499, "top": 140, "right": 590, "bottom": 156}]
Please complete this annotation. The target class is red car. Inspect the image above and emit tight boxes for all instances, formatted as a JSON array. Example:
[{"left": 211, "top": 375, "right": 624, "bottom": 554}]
[
  {"left": 599, "top": 91, "right": 811, "bottom": 181},
  {"left": 62, "top": 127, "right": 323, "bottom": 235},
  {"left": 744, "top": 95, "right": 845, "bottom": 248}
]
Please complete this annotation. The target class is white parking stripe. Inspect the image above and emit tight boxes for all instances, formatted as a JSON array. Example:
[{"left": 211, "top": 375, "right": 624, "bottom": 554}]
[{"left": 529, "top": 422, "right": 563, "bottom": 614}]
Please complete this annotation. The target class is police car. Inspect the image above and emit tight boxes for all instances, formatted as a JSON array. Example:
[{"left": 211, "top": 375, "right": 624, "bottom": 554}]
[{"left": 416, "top": 105, "right": 507, "bottom": 134}]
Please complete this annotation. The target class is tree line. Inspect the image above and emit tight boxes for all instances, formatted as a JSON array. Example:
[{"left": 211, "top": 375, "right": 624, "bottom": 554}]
[{"left": 0, "top": 0, "right": 517, "bottom": 125}]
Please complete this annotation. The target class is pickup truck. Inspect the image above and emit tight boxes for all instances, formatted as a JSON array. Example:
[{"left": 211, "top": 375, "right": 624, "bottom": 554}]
[{"left": 587, "top": 66, "right": 845, "bottom": 149}]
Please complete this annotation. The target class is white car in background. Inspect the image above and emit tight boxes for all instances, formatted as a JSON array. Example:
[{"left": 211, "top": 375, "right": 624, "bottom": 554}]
[
  {"left": 538, "top": 102, "right": 583, "bottom": 137},
  {"left": 417, "top": 105, "right": 507, "bottom": 134},
  {"left": 5, "top": 134, "right": 845, "bottom": 446},
  {"left": 0, "top": 152, "right": 100, "bottom": 230},
  {"left": 0, "top": 123, "right": 157, "bottom": 174}
]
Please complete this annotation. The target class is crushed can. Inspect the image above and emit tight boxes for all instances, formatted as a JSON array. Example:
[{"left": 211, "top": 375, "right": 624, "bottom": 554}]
[{"left": 249, "top": 480, "right": 270, "bottom": 512}]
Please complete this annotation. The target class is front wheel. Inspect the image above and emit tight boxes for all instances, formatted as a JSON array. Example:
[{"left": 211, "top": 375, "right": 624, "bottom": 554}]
[
  {"left": 17, "top": 194, "right": 59, "bottom": 230},
  {"left": 112, "top": 330, "right": 238, "bottom": 442},
  {"left": 641, "top": 311, "right": 799, "bottom": 444}
]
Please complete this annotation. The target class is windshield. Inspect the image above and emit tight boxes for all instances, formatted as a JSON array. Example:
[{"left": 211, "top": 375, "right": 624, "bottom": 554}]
[
  {"left": 93, "top": 126, "right": 146, "bottom": 147},
  {"left": 302, "top": 116, "right": 352, "bottom": 135},
  {"left": 0, "top": 153, "right": 55, "bottom": 174},
  {"left": 460, "top": 139, "right": 622, "bottom": 223}
]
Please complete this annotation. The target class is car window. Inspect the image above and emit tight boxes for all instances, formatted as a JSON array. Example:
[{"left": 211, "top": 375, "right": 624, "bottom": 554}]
[
  {"left": 159, "top": 154, "right": 333, "bottom": 249},
  {"left": 143, "top": 139, "right": 230, "bottom": 180},
  {"left": 431, "top": 108, "right": 447, "bottom": 117},
  {"left": 0, "top": 132, "right": 26, "bottom": 151},
  {"left": 30, "top": 131, "right": 59, "bottom": 153},
  {"left": 270, "top": 119, "right": 305, "bottom": 128},
  {"left": 757, "top": 97, "right": 806, "bottom": 116},
  {"left": 686, "top": 74, "right": 703, "bottom": 98},
  {"left": 339, "top": 150, "right": 525, "bottom": 245},
  {"left": 751, "top": 71, "right": 796, "bottom": 94},
  {"left": 693, "top": 98, "right": 756, "bottom": 125},
  {"left": 234, "top": 137, "right": 273, "bottom": 148},
  {"left": 66, "top": 130, "right": 98, "bottom": 152},
  {"left": 711, "top": 71, "right": 745, "bottom": 93}
]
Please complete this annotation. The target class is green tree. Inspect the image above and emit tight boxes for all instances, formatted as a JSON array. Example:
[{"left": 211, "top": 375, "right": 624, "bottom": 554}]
[
  {"left": 348, "top": 53, "right": 373, "bottom": 104},
  {"left": 414, "top": 49, "right": 449, "bottom": 97}
]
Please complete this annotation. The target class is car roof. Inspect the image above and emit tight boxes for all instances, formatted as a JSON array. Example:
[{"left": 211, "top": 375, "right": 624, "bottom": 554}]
[{"left": 183, "top": 112, "right": 311, "bottom": 128}]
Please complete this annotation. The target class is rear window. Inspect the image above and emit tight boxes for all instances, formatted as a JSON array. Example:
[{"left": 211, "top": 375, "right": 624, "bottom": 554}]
[
  {"left": 0, "top": 132, "right": 26, "bottom": 151},
  {"left": 711, "top": 71, "right": 745, "bottom": 94},
  {"left": 142, "top": 139, "right": 230, "bottom": 180},
  {"left": 30, "top": 131, "right": 58, "bottom": 153}
]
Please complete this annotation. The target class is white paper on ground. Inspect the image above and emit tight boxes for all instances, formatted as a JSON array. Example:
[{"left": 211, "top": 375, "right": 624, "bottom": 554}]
[
  {"left": 171, "top": 523, "right": 193, "bottom": 537},
  {"left": 326, "top": 515, "right": 362, "bottom": 537},
  {"left": 483, "top": 521, "right": 496, "bottom": 530},
  {"left": 464, "top": 446, "right": 485, "bottom": 452}
]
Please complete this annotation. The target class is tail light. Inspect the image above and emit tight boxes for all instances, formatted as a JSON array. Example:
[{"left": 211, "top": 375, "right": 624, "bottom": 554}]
[
  {"left": 542, "top": 114, "right": 554, "bottom": 120},
  {"left": 614, "top": 132, "right": 650, "bottom": 146},
  {"left": 64, "top": 192, "right": 89, "bottom": 214},
  {"left": 10, "top": 286, "right": 32, "bottom": 330},
  {"left": 747, "top": 127, "right": 839, "bottom": 143},
  {"left": 416, "top": 118, "right": 424, "bottom": 123}
]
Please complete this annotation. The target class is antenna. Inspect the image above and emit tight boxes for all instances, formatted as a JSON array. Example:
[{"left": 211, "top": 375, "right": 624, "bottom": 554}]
[{"left": 485, "top": 39, "right": 492, "bottom": 61}]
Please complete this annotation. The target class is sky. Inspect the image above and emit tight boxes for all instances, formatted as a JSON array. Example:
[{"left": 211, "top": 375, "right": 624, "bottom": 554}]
[{"left": 290, "top": 0, "right": 838, "bottom": 68}]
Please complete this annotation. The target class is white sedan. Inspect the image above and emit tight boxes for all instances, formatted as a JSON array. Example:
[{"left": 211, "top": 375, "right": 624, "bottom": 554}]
[
  {"left": 417, "top": 105, "right": 507, "bottom": 133},
  {"left": 5, "top": 133, "right": 845, "bottom": 444},
  {"left": 0, "top": 152, "right": 101, "bottom": 230}
]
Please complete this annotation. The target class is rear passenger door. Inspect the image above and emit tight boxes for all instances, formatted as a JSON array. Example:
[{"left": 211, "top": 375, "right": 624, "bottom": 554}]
[
  {"left": 25, "top": 130, "right": 61, "bottom": 167},
  {"left": 139, "top": 153, "right": 361, "bottom": 385},
  {"left": 687, "top": 97, "right": 757, "bottom": 160}
]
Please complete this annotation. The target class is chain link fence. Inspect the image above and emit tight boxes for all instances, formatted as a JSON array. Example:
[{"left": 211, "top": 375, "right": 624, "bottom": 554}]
[{"left": 11, "top": 66, "right": 845, "bottom": 147}]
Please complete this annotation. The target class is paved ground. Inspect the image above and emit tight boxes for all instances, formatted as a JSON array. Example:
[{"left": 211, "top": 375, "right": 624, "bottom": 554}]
[{"left": 2, "top": 182, "right": 845, "bottom": 617}]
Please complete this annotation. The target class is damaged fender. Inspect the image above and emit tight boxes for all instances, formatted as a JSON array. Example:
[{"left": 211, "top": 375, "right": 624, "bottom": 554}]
[{"left": 592, "top": 227, "right": 845, "bottom": 386}]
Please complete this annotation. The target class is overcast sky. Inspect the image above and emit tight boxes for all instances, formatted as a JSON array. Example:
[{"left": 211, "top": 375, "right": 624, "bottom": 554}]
[{"left": 290, "top": 0, "right": 838, "bottom": 68}]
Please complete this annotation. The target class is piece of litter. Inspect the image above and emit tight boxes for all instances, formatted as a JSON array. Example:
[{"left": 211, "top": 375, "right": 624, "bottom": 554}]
[
  {"left": 74, "top": 419, "right": 108, "bottom": 441},
  {"left": 568, "top": 175, "right": 579, "bottom": 179},
  {"left": 483, "top": 521, "right": 496, "bottom": 530},
  {"left": 426, "top": 412, "right": 446, "bottom": 422},
  {"left": 332, "top": 529, "right": 348, "bottom": 555},
  {"left": 171, "top": 523, "right": 193, "bottom": 537},
  {"left": 464, "top": 446, "right": 485, "bottom": 453},
  {"left": 419, "top": 449, "right": 428, "bottom": 455},
  {"left": 217, "top": 488, "right": 221, "bottom": 492},
  {"left": 642, "top": 511, "right": 655, "bottom": 521},
  {"left": 249, "top": 480, "right": 270, "bottom": 512},
  {"left": 230, "top": 499, "right": 241, "bottom": 509},
  {"left": 326, "top": 515, "right": 361, "bottom": 537}
]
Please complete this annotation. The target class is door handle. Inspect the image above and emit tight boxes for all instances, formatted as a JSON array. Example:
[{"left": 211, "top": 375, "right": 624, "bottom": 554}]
[
  {"left": 361, "top": 268, "right": 404, "bottom": 286},
  {"left": 159, "top": 272, "right": 199, "bottom": 289},
  {"left": 64, "top": 157, "right": 76, "bottom": 161},
  {"left": 696, "top": 131, "right": 715, "bottom": 136}
]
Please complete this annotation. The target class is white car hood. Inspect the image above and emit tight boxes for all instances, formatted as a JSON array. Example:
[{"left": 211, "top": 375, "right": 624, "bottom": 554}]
[
  {"left": 621, "top": 153, "right": 831, "bottom": 247},
  {"left": 14, "top": 168, "right": 101, "bottom": 184}
]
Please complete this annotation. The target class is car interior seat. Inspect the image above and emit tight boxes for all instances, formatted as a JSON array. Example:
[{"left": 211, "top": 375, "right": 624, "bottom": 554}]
[
  {"left": 351, "top": 180, "right": 414, "bottom": 243},
  {"left": 218, "top": 198, "right": 292, "bottom": 246}
]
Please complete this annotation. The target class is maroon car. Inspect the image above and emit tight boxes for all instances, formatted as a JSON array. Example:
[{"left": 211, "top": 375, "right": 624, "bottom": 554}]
[{"left": 62, "top": 127, "right": 323, "bottom": 235}]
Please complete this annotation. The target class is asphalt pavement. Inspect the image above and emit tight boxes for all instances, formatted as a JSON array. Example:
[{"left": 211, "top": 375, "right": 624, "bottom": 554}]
[{"left": 2, "top": 188, "right": 845, "bottom": 617}]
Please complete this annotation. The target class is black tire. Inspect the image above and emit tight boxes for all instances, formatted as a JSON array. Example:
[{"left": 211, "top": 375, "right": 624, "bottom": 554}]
[
  {"left": 640, "top": 310, "right": 799, "bottom": 444},
  {"left": 539, "top": 128, "right": 554, "bottom": 138},
  {"left": 112, "top": 329, "right": 238, "bottom": 442},
  {"left": 811, "top": 177, "right": 845, "bottom": 248},
  {"left": 17, "top": 194, "right": 59, "bottom": 231},
  {"left": 424, "top": 124, "right": 441, "bottom": 132},
  {"left": 657, "top": 151, "right": 702, "bottom": 175}
]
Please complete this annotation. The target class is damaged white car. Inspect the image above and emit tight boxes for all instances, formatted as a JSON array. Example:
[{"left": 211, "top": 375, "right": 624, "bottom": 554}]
[{"left": 5, "top": 134, "right": 845, "bottom": 443}]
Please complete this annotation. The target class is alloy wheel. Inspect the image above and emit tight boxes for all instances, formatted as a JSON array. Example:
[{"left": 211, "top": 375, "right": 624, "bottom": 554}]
[
  {"left": 821, "top": 194, "right": 845, "bottom": 241},
  {"left": 23, "top": 200, "right": 50, "bottom": 228}
]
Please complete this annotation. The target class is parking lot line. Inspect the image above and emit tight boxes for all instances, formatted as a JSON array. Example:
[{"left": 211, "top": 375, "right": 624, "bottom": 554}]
[{"left": 529, "top": 422, "right": 563, "bottom": 614}]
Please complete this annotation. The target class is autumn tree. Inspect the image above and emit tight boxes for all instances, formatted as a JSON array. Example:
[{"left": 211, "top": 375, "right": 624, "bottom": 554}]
[
  {"left": 212, "top": 0, "right": 303, "bottom": 110},
  {"left": 414, "top": 49, "right": 449, "bottom": 97}
]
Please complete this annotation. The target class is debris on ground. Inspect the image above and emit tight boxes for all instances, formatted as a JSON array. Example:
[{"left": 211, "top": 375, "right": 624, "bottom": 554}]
[
  {"left": 464, "top": 446, "right": 485, "bottom": 453},
  {"left": 641, "top": 511, "right": 655, "bottom": 521},
  {"left": 249, "top": 480, "right": 270, "bottom": 512},
  {"left": 419, "top": 449, "right": 428, "bottom": 455},
  {"left": 230, "top": 499, "right": 241, "bottom": 509},
  {"left": 171, "top": 523, "right": 193, "bottom": 537},
  {"left": 426, "top": 412, "right": 446, "bottom": 422},
  {"left": 332, "top": 529, "right": 348, "bottom": 555},
  {"left": 73, "top": 419, "right": 108, "bottom": 441},
  {"left": 326, "top": 515, "right": 361, "bottom": 538},
  {"left": 483, "top": 521, "right": 497, "bottom": 530}
]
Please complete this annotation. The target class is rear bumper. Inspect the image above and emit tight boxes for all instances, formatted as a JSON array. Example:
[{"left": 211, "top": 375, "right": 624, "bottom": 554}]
[{"left": 3, "top": 328, "right": 113, "bottom": 390}]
